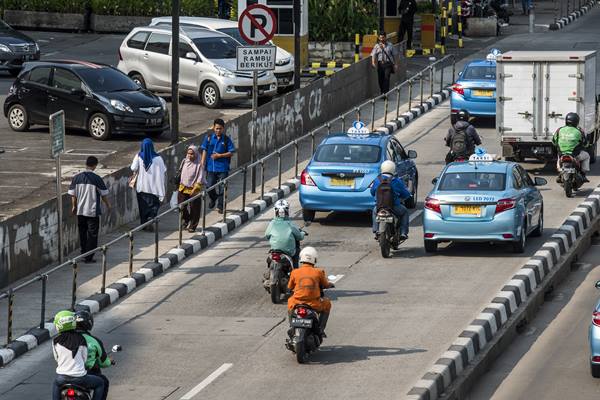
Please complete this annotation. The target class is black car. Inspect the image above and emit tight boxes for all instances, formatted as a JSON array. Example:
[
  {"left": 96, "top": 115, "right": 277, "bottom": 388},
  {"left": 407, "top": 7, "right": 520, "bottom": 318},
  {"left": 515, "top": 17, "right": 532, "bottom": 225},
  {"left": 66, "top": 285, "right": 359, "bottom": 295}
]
[
  {"left": 0, "top": 19, "right": 40, "bottom": 76},
  {"left": 4, "top": 61, "right": 169, "bottom": 140}
]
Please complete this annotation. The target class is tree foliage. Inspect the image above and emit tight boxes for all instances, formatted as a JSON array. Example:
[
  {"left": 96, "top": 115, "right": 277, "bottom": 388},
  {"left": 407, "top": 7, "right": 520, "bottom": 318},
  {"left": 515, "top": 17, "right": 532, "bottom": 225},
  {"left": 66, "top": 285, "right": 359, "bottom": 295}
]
[{"left": 308, "top": 0, "right": 378, "bottom": 42}]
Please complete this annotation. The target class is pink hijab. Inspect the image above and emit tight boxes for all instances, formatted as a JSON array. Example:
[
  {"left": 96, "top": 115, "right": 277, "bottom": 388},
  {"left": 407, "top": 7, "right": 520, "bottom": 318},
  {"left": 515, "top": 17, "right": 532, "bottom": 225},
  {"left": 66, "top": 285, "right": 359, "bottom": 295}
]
[{"left": 180, "top": 145, "right": 205, "bottom": 187}]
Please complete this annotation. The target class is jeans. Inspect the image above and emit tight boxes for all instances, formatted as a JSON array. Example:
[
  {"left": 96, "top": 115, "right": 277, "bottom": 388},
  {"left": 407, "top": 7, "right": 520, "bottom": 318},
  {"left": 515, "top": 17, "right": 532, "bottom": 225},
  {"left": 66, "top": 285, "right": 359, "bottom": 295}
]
[
  {"left": 372, "top": 204, "right": 409, "bottom": 236},
  {"left": 206, "top": 171, "right": 228, "bottom": 210},
  {"left": 376, "top": 63, "right": 394, "bottom": 94},
  {"left": 52, "top": 374, "right": 105, "bottom": 400},
  {"left": 88, "top": 370, "right": 109, "bottom": 400},
  {"left": 521, "top": 0, "right": 531, "bottom": 13},
  {"left": 136, "top": 192, "right": 160, "bottom": 225},
  {"left": 398, "top": 18, "right": 414, "bottom": 49},
  {"left": 77, "top": 215, "right": 99, "bottom": 261}
]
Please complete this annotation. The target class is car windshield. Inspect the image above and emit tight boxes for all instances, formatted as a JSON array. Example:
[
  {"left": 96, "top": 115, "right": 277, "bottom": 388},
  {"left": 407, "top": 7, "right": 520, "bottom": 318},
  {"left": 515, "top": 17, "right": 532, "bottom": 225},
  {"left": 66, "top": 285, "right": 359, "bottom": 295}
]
[
  {"left": 77, "top": 68, "right": 139, "bottom": 92},
  {"left": 217, "top": 28, "right": 244, "bottom": 44},
  {"left": 439, "top": 172, "right": 506, "bottom": 191},
  {"left": 314, "top": 144, "right": 381, "bottom": 163},
  {"left": 192, "top": 37, "right": 238, "bottom": 59},
  {"left": 462, "top": 65, "right": 496, "bottom": 80}
]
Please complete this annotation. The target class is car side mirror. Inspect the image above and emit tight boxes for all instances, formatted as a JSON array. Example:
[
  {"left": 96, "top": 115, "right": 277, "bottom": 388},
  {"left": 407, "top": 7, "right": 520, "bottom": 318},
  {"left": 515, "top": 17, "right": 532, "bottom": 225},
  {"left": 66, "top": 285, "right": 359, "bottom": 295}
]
[
  {"left": 431, "top": 177, "right": 439, "bottom": 185},
  {"left": 458, "top": 71, "right": 463, "bottom": 77},
  {"left": 185, "top": 52, "right": 197, "bottom": 60},
  {"left": 407, "top": 150, "right": 417, "bottom": 159},
  {"left": 70, "top": 88, "right": 86, "bottom": 97},
  {"left": 534, "top": 177, "right": 547, "bottom": 186},
  {"left": 596, "top": 280, "right": 600, "bottom": 290},
  {"left": 111, "top": 345, "right": 122, "bottom": 353}
]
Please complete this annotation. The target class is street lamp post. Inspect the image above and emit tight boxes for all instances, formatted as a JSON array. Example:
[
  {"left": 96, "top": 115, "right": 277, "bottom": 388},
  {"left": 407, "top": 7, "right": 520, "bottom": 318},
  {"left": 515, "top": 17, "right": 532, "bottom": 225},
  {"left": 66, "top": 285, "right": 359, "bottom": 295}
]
[{"left": 170, "top": 0, "right": 180, "bottom": 145}]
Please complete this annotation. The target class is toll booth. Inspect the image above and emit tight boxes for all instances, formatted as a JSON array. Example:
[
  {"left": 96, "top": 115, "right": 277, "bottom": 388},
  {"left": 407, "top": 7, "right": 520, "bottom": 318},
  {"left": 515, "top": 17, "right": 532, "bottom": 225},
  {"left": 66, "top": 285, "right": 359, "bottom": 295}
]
[{"left": 237, "top": 0, "right": 309, "bottom": 65}]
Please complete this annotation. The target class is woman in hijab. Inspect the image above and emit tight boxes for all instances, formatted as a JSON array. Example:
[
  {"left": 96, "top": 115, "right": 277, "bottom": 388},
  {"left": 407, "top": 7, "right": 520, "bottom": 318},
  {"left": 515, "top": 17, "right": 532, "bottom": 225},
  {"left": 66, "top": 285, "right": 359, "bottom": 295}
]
[
  {"left": 177, "top": 145, "right": 206, "bottom": 232},
  {"left": 130, "top": 138, "right": 166, "bottom": 230}
]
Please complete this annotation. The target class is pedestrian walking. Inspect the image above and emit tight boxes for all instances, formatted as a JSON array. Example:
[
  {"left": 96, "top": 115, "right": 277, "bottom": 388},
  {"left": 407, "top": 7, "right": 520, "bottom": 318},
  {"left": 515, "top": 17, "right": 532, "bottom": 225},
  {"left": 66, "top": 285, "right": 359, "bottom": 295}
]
[
  {"left": 371, "top": 32, "right": 398, "bottom": 95},
  {"left": 201, "top": 118, "right": 235, "bottom": 214},
  {"left": 177, "top": 145, "right": 206, "bottom": 232},
  {"left": 68, "top": 156, "right": 111, "bottom": 264},
  {"left": 218, "top": 0, "right": 232, "bottom": 19},
  {"left": 397, "top": 0, "right": 417, "bottom": 49},
  {"left": 130, "top": 138, "right": 166, "bottom": 230},
  {"left": 521, "top": 0, "right": 532, "bottom": 15}
]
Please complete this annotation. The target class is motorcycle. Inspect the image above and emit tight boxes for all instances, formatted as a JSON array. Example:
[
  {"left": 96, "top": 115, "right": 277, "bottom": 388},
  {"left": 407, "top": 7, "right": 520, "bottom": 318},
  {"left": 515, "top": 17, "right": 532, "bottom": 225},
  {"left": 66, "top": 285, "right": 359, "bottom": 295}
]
[
  {"left": 376, "top": 208, "right": 405, "bottom": 258},
  {"left": 59, "top": 345, "right": 122, "bottom": 400},
  {"left": 285, "top": 287, "right": 334, "bottom": 364},
  {"left": 263, "top": 231, "right": 308, "bottom": 304},
  {"left": 558, "top": 154, "right": 585, "bottom": 197}
]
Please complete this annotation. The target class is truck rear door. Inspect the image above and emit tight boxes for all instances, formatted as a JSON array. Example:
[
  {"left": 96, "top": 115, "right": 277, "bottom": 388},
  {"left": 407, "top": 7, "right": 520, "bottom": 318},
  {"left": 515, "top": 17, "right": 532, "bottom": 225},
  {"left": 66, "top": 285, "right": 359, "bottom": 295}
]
[
  {"left": 542, "top": 62, "right": 581, "bottom": 138},
  {"left": 498, "top": 62, "right": 536, "bottom": 138}
]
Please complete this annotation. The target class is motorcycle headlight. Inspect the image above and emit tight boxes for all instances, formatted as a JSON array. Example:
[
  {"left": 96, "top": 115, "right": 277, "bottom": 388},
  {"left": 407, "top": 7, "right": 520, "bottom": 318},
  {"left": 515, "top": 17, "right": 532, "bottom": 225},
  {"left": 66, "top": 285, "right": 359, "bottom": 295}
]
[
  {"left": 215, "top": 65, "right": 235, "bottom": 78},
  {"left": 0, "top": 44, "right": 12, "bottom": 53},
  {"left": 158, "top": 96, "right": 167, "bottom": 111},
  {"left": 110, "top": 99, "right": 133, "bottom": 113}
]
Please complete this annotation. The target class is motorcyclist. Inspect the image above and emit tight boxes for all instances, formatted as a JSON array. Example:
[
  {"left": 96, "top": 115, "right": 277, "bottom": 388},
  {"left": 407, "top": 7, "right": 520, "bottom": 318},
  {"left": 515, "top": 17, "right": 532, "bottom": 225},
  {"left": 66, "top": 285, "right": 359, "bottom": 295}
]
[
  {"left": 446, "top": 109, "right": 482, "bottom": 163},
  {"left": 264, "top": 199, "right": 305, "bottom": 268},
  {"left": 370, "top": 160, "right": 412, "bottom": 241},
  {"left": 553, "top": 112, "right": 590, "bottom": 182},
  {"left": 75, "top": 310, "right": 113, "bottom": 400},
  {"left": 287, "top": 247, "right": 333, "bottom": 337},
  {"left": 51, "top": 310, "right": 106, "bottom": 400}
]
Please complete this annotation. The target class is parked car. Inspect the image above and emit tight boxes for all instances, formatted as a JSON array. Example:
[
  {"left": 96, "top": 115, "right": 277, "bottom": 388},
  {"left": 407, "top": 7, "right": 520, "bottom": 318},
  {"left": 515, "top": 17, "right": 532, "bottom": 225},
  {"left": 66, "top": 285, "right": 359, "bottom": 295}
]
[
  {"left": 117, "top": 26, "right": 277, "bottom": 108},
  {"left": 0, "top": 19, "right": 40, "bottom": 77},
  {"left": 589, "top": 280, "right": 600, "bottom": 377},
  {"left": 5, "top": 60, "right": 169, "bottom": 140},
  {"left": 150, "top": 16, "right": 295, "bottom": 91},
  {"left": 299, "top": 123, "right": 418, "bottom": 222},
  {"left": 423, "top": 153, "right": 546, "bottom": 253}
]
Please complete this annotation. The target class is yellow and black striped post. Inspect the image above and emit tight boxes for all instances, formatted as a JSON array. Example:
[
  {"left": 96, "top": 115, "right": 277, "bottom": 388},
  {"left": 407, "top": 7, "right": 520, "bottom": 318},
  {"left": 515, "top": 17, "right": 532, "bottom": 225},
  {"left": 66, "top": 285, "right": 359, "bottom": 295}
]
[
  {"left": 457, "top": 4, "right": 464, "bottom": 48},
  {"left": 7, "top": 288, "right": 13, "bottom": 344},
  {"left": 440, "top": 7, "right": 447, "bottom": 55},
  {"left": 355, "top": 34, "right": 360, "bottom": 63},
  {"left": 448, "top": 1, "right": 454, "bottom": 34}
]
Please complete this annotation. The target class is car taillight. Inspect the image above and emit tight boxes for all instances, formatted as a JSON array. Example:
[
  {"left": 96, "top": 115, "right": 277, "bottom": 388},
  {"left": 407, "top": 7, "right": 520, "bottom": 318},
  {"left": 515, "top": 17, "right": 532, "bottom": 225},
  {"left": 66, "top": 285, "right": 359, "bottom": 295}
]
[
  {"left": 296, "top": 307, "right": 308, "bottom": 318},
  {"left": 451, "top": 84, "right": 464, "bottom": 96},
  {"left": 593, "top": 356, "right": 600, "bottom": 363},
  {"left": 495, "top": 198, "right": 516, "bottom": 213},
  {"left": 271, "top": 252, "right": 281, "bottom": 262},
  {"left": 593, "top": 312, "right": 600, "bottom": 327},
  {"left": 66, "top": 388, "right": 76, "bottom": 398},
  {"left": 300, "top": 169, "right": 315, "bottom": 186},
  {"left": 560, "top": 155, "right": 574, "bottom": 163},
  {"left": 424, "top": 233, "right": 435, "bottom": 238},
  {"left": 502, "top": 233, "right": 514, "bottom": 239},
  {"left": 424, "top": 197, "right": 441, "bottom": 214}
]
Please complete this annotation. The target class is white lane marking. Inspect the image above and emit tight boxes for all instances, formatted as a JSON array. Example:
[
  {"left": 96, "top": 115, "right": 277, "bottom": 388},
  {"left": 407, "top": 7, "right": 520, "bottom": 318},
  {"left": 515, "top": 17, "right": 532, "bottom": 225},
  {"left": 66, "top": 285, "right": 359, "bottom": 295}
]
[
  {"left": 180, "top": 363, "right": 233, "bottom": 399},
  {"left": 328, "top": 274, "right": 344, "bottom": 284},
  {"left": 409, "top": 210, "right": 423, "bottom": 222}
]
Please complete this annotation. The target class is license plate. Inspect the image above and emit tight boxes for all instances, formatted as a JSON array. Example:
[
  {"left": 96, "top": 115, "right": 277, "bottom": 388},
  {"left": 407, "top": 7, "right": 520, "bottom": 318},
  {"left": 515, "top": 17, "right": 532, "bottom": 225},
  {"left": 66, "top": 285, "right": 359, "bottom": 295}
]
[
  {"left": 376, "top": 216, "right": 394, "bottom": 223},
  {"left": 146, "top": 118, "right": 161, "bottom": 126},
  {"left": 291, "top": 318, "right": 312, "bottom": 328},
  {"left": 472, "top": 89, "right": 493, "bottom": 97},
  {"left": 453, "top": 205, "right": 481, "bottom": 216},
  {"left": 563, "top": 168, "right": 576, "bottom": 173},
  {"left": 278, "top": 78, "right": 289, "bottom": 85},
  {"left": 330, "top": 177, "right": 354, "bottom": 187}
]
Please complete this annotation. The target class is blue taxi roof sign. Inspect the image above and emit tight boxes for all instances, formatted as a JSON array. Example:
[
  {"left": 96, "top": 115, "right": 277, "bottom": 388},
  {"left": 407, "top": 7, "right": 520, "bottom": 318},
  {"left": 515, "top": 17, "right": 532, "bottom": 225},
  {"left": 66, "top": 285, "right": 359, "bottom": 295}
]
[
  {"left": 347, "top": 120, "right": 370, "bottom": 135},
  {"left": 486, "top": 48, "right": 502, "bottom": 62}
]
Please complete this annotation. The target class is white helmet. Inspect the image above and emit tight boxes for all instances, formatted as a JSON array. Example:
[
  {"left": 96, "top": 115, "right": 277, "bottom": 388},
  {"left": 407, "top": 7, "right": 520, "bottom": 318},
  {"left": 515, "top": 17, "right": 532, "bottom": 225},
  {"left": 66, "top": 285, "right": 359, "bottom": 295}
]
[
  {"left": 274, "top": 199, "right": 290, "bottom": 218},
  {"left": 380, "top": 160, "right": 396, "bottom": 175},
  {"left": 299, "top": 246, "right": 318, "bottom": 265}
]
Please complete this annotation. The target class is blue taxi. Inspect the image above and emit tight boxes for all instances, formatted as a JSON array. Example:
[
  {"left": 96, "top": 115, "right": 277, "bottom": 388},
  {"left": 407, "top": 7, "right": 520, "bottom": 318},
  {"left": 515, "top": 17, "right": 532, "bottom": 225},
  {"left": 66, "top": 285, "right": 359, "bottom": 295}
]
[
  {"left": 423, "top": 152, "right": 546, "bottom": 253},
  {"left": 450, "top": 50, "right": 499, "bottom": 124},
  {"left": 299, "top": 122, "right": 418, "bottom": 222}
]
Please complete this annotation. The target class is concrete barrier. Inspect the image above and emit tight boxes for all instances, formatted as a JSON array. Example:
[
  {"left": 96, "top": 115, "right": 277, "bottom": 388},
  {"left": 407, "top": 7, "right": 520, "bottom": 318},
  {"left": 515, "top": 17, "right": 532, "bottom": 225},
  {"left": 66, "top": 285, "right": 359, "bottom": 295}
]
[
  {"left": 3, "top": 10, "right": 86, "bottom": 31},
  {"left": 465, "top": 17, "right": 497, "bottom": 37},
  {"left": 90, "top": 14, "right": 152, "bottom": 33}
]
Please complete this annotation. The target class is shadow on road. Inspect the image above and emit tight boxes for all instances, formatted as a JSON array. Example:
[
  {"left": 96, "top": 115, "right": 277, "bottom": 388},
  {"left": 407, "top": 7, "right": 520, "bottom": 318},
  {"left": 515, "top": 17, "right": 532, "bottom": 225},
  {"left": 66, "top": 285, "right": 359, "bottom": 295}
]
[
  {"left": 311, "top": 345, "right": 427, "bottom": 364},
  {"left": 327, "top": 290, "right": 388, "bottom": 300}
]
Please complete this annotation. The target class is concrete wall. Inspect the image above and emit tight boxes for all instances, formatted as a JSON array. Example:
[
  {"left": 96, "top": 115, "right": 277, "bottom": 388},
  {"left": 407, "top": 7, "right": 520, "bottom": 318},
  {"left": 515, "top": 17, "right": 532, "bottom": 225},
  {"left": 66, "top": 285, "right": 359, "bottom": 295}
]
[
  {"left": 0, "top": 47, "right": 406, "bottom": 288},
  {"left": 4, "top": 10, "right": 86, "bottom": 31}
]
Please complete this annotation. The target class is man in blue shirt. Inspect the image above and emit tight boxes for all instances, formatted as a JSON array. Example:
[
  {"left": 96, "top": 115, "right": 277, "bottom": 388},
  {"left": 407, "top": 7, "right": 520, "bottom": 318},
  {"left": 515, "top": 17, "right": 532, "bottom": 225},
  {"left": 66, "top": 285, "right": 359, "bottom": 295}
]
[
  {"left": 201, "top": 118, "right": 235, "bottom": 214},
  {"left": 370, "top": 160, "right": 412, "bottom": 240}
]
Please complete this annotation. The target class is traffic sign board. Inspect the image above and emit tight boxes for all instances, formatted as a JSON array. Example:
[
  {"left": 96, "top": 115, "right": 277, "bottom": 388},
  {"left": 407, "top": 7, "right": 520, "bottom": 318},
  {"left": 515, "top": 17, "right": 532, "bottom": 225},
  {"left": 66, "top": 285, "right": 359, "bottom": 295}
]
[
  {"left": 49, "top": 110, "right": 65, "bottom": 159},
  {"left": 238, "top": 4, "right": 277, "bottom": 45},
  {"left": 237, "top": 46, "right": 276, "bottom": 71}
]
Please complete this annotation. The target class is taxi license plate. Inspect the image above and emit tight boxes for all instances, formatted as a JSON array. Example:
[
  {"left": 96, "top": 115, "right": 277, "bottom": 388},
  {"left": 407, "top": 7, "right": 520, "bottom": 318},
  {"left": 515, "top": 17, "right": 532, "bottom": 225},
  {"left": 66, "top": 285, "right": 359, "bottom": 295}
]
[
  {"left": 473, "top": 89, "right": 494, "bottom": 97},
  {"left": 330, "top": 177, "right": 354, "bottom": 187},
  {"left": 291, "top": 318, "right": 312, "bottom": 328},
  {"left": 453, "top": 205, "right": 481, "bottom": 216}
]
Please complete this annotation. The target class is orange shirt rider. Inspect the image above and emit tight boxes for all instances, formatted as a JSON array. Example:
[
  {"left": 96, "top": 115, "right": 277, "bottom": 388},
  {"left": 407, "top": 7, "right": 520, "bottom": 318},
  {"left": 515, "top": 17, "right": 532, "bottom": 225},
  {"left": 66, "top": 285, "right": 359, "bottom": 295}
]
[{"left": 287, "top": 263, "right": 332, "bottom": 313}]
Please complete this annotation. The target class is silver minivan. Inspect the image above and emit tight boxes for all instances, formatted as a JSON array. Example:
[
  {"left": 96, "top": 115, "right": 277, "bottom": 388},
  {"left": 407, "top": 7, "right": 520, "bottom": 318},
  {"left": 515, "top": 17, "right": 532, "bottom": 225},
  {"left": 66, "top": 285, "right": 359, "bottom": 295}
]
[{"left": 117, "top": 26, "right": 277, "bottom": 108}]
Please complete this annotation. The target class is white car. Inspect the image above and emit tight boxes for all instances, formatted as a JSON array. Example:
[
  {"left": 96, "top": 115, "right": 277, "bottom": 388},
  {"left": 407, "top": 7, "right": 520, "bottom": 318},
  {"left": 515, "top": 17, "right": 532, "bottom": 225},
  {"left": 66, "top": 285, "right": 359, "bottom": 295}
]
[
  {"left": 117, "top": 26, "right": 277, "bottom": 108},
  {"left": 150, "top": 16, "right": 295, "bottom": 91}
]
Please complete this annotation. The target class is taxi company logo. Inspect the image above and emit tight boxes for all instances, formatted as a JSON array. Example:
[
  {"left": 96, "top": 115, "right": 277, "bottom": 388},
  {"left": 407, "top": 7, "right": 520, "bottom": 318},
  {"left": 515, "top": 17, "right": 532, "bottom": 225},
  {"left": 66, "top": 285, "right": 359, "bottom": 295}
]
[
  {"left": 347, "top": 120, "right": 369, "bottom": 134},
  {"left": 339, "top": 173, "right": 346, "bottom": 178},
  {"left": 464, "top": 196, "right": 471, "bottom": 202}
]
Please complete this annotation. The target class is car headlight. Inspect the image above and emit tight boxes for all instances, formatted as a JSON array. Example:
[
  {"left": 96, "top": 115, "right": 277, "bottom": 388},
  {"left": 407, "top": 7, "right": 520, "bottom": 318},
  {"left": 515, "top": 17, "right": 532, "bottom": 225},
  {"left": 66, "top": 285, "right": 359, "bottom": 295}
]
[
  {"left": 0, "top": 44, "right": 12, "bottom": 53},
  {"left": 276, "top": 57, "right": 291, "bottom": 66},
  {"left": 214, "top": 65, "right": 235, "bottom": 78},
  {"left": 110, "top": 99, "right": 133, "bottom": 113},
  {"left": 158, "top": 97, "right": 167, "bottom": 110},
  {"left": 8, "top": 84, "right": 17, "bottom": 95}
]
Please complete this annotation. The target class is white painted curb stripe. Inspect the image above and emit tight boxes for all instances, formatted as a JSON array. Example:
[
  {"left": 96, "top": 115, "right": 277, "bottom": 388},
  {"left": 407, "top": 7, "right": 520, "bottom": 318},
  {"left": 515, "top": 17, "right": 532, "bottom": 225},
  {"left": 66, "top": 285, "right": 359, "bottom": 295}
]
[{"left": 180, "top": 363, "right": 233, "bottom": 399}]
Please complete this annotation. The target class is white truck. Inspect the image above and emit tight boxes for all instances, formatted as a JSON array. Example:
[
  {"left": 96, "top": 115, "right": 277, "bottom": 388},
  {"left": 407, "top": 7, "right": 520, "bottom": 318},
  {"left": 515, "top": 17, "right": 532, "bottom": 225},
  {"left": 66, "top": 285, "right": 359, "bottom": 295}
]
[{"left": 496, "top": 51, "right": 599, "bottom": 162}]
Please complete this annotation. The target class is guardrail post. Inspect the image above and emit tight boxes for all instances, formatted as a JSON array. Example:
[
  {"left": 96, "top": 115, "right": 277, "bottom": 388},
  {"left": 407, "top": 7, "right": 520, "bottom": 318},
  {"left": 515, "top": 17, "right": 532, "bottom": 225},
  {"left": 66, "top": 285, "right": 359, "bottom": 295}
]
[
  {"left": 7, "top": 288, "right": 13, "bottom": 344},
  {"left": 222, "top": 180, "right": 228, "bottom": 222},
  {"left": 277, "top": 150, "right": 282, "bottom": 189},
  {"left": 341, "top": 115, "right": 346, "bottom": 132},
  {"left": 71, "top": 260, "right": 78, "bottom": 310},
  {"left": 383, "top": 94, "right": 389, "bottom": 126},
  {"left": 178, "top": 205, "right": 183, "bottom": 248},
  {"left": 396, "top": 86, "right": 401, "bottom": 120},
  {"left": 101, "top": 246, "right": 107, "bottom": 294},
  {"left": 419, "top": 73, "right": 424, "bottom": 106},
  {"left": 201, "top": 191, "right": 207, "bottom": 232},
  {"left": 242, "top": 167, "right": 247, "bottom": 209},
  {"left": 293, "top": 141, "right": 299, "bottom": 178},
  {"left": 326, "top": 122, "right": 331, "bottom": 135},
  {"left": 408, "top": 80, "right": 413, "bottom": 111},
  {"left": 154, "top": 218, "right": 159, "bottom": 261},
  {"left": 440, "top": 64, "right": 445, "bottom": 92},
  {"left": 429, "top": 66, "right": 434, "bottom": 99},
  {"left": 355, "top": 106, "right": 360, "bottom": 122},
  {"left": 452, "top": 57, "right": 456, "bottom": 83},
  {"left": 311, "top": 131, "right": 316, "bottom": 154},
  {"left": 128, "top": 232, "right": 134, "bottom": 277},
  {"left": 260, "top": 160, "right": 265, "bottom": 199},
  {"left": 40, "top": 274, "right": 48, "bottom": 329},
  {"left": 370, "top": 99, "right": 376, "bottom": 131}
]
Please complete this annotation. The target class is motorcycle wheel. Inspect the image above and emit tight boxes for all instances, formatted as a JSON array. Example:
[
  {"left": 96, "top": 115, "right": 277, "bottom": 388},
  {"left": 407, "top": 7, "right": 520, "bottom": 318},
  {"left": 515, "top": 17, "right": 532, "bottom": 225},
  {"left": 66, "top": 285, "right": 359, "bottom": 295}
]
[
  {"left": 269, "top": 270, "right": 281, "bottom": 304},
  {"left": 295, "top": 340, "right": 308, "bottom": 364},
  {"left": 564, "top": 180, "right": 573, "bottom": 198},
  {"left": 380, "top": 231, "right": 391, "bottom": 258}
]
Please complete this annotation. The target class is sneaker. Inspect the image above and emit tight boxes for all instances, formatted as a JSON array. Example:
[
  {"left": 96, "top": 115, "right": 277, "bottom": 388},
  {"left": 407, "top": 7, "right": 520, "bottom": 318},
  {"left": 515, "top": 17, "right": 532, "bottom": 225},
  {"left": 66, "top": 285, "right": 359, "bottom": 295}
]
[
  {"left": 584, "top": 175, "right": 590, "bottom": 183},
  {"left": 208, "top": 199, "right": 216, "bottom": 209},
  {"left": 217, "top": 208, "right": 224, "bottom": 214},
  {"left": 374, "top": 233, "right": 380, "bottom": 241},
  {"left": 399, "top": 234, "right": 408, "bottom": 241}
]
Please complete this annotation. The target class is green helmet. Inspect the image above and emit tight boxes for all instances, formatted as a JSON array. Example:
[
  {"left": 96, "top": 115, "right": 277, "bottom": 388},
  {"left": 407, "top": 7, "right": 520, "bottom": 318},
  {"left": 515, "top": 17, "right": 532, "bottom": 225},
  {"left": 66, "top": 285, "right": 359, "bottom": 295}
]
[{"left": 54, "top": 310, "right": 76, "bottom": 333}]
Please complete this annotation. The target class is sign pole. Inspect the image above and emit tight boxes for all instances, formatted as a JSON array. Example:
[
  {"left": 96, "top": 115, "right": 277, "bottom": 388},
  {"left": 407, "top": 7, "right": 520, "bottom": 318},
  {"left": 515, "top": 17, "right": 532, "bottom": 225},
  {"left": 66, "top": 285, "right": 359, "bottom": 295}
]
[
  {"left": 56, "top": 153, "right": 63, "bottom": 263},
  {"left": 170, "top": 0, "right": 180, "bottom": 145},
  {"left": 50, "top": 110, "right": 65, "bottom": 263},
  {"left": 251, "top": 69, "right": 258, "bottom": 193},
  {"left": 293, "top": 0, "right": 301, "bottom": 90}
]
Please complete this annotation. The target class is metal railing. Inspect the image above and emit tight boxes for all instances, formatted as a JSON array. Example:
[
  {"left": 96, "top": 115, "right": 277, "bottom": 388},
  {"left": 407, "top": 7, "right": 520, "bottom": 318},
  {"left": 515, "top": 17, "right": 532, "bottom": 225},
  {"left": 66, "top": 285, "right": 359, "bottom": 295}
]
[{"left": 0, "top": 54, "right": 456, "bottom": 346}]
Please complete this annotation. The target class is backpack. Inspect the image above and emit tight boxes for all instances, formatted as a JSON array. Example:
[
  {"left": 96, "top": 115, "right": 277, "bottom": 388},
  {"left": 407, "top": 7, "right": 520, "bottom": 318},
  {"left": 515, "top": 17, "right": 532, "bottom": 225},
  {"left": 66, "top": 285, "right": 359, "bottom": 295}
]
[
  {"left": 376, "top": 176, "right": 395, "bottom": 210},
  {"left": 450, "top": 127, "right": 468, "bottom": 157}
]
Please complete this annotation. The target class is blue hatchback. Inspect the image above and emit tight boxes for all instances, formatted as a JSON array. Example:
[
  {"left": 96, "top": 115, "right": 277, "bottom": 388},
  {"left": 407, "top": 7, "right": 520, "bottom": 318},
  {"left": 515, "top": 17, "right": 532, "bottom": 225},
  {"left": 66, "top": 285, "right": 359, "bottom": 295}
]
[
  {"left": 299, "top": 130, "right": 418, "bottom": 222},
  {"left": 450, "top": 56, "right": 497, "bottom": 123}
]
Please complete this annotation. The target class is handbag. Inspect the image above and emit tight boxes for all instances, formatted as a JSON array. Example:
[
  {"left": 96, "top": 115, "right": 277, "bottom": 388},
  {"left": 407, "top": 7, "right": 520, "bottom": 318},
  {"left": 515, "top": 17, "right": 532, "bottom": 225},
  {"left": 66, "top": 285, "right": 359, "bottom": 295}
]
[
  {"left": 171, "top": 159, "right": 185, "bottom": 186},
  {"left": 128, "top": 171, "right": 138, "bottom": 189},
  {"left": 382, "top": 45, "right": 396, "bottom": 74}
]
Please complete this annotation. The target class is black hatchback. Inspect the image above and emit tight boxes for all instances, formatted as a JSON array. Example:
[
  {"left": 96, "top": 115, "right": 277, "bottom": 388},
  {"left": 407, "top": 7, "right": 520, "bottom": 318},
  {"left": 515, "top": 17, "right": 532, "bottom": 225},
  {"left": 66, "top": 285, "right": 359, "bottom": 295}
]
[
  {"left": 0, "top": 19, "right": 40, "bottom": 77},
  {"left": 4, "top": 60, "right": 169, "bottom": 140}
]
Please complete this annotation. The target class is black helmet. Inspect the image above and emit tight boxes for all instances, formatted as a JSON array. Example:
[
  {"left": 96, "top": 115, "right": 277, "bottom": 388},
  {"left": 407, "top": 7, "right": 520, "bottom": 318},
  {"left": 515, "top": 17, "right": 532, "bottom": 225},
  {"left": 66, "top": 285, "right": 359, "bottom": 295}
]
[
  {"left": 75, "top": 310, "right": 94, "bottom": 332},
  {"left": 565, "top": 112, "right": 579, "bottom": 127},
  {"left": 457, "top": 109, "right": 470, "bottom": 122}
]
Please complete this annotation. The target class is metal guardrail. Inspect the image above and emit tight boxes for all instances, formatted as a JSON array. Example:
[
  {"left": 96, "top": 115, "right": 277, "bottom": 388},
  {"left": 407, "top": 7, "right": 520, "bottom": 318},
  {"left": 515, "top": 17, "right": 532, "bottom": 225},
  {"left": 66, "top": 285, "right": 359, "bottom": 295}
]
[{"left": 0, "top": 54, "right": 456, "bottom": 346}]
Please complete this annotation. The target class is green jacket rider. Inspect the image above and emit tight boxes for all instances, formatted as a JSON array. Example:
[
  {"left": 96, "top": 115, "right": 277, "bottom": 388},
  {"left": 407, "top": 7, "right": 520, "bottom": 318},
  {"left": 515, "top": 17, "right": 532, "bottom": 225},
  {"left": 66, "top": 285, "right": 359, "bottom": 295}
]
[{"left": 552, "top": 112, "right": 590, "bottom": 176}]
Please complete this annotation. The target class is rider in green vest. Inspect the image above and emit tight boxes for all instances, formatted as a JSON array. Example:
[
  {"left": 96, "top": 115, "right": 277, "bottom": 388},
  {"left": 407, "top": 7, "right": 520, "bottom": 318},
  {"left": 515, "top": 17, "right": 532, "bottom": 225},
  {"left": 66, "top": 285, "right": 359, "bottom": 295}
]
[{"left": 552, "top": 112, "right": 590, "bottom": 182}]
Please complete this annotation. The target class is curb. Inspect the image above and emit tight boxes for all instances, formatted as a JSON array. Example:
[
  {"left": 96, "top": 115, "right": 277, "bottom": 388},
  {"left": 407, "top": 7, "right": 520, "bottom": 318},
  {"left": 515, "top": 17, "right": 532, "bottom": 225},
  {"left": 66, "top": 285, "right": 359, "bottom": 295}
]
[
  {"left": 549, "top": 1, "right": 597, "bottom": 30},
  {"left": 407, "top": 185, "right": 600, "bottom": 400},
  {"left": 376, "top": 89, "right": 451, "bottom": 135}
]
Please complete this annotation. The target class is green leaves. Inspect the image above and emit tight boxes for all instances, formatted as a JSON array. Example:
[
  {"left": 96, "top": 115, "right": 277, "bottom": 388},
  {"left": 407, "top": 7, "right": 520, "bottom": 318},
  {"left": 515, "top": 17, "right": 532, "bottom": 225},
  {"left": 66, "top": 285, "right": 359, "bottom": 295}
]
[{"left": 308, "top": 0, "right": 378, "bottom": 42}]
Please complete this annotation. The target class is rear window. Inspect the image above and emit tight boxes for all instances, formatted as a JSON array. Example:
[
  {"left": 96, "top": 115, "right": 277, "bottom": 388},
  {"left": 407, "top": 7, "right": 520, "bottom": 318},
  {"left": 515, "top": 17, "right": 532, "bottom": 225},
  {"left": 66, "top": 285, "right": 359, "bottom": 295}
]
[
  {"left": 127, "top": 31, "right": 150, "bottom": 49},
  {"left": 192, "top": 37, "right": 238, "bottom": 59},
  {"left": 439, "top": 172, "right": 506, "bottom": 191},
  {"left": 314, "top": 144, "right": 381, "bottom": 163},
  {"left": 462, "top": 66, "right": 496, "bottom": 80}
]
